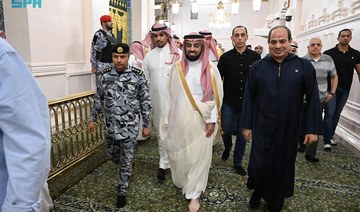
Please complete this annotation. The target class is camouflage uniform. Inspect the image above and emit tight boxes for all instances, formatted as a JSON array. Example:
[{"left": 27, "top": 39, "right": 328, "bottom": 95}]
[
  {"left": 90, "top": 65, "right": 151, "bottom": 195},
  {"left": 90, "top": 30, "right": 117, "bottom": 85}
]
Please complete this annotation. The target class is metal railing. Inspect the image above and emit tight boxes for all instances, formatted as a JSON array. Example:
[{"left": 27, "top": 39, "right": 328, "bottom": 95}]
[{"left": 48, "top": 91, "right": 104, "bottom": 179}]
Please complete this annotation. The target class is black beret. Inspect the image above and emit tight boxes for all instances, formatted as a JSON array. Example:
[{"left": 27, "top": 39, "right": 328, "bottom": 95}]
[{"left": 111, "top": 43, "right": 130, "bottom": 54}]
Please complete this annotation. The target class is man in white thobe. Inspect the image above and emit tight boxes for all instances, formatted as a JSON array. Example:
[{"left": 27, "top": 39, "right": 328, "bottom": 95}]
[
  {"left": 142, "top": 23, "right": 181, "bottom": 182},
  {"left": 160, "top": 32, "right": 223, "bottom": 212}
]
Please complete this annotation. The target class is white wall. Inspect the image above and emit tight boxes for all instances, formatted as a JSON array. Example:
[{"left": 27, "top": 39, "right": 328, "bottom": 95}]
[
  {"left": 131, "top": 0, "right": 155, "bottom": 41},
  {"left": 3, "top": 0, "right": 110, "bottom": 99}
]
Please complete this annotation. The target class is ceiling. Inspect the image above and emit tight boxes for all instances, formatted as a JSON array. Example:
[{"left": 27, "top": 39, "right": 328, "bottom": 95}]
[
  {"left": 153, "top": 0, "right": 269, "bottom": 21},
  {"left": 154, "top": 0, "right": 268, "bottom": 5}
]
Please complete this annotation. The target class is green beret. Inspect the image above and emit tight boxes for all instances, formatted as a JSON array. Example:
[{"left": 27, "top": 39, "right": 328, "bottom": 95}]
[{"left": 111, "top": 43, "right": 130, "bottom": 54}]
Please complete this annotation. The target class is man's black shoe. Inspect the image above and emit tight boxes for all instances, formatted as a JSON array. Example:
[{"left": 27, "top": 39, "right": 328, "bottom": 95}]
[
  {"left": 249, "top": 191, "right": 261, "bottom": 209},
  {"left": 234, "top": 165, "right": 247, "bottom": 176},
  {"left": 305, "top": 156, "right": 319, "bottom": 163},
  {"left": 116, "top": 195, "right": 126, "bottom": 208},
  {"left": 221, "top": 150, "right": 230, "bottom": 160},
  {"left": 157, "top": 168, "right": 166, "bottom": 182}
]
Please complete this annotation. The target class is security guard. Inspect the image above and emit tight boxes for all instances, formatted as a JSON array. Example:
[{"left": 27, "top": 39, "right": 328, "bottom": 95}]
[
  {"left": 88, "top": 43, "right": 152, "bottom": 208},
  {"left": 90, "top": 15, "right": 118, "bottom": 85}
]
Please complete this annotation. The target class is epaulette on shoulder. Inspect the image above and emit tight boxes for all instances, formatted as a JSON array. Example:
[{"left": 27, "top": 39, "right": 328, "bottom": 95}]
[
  {"left": 102, "top": 66, "right": 113, "bottom": 74},
  {"left": 131, "top": 66, "right": 144, "bottom": 76}
]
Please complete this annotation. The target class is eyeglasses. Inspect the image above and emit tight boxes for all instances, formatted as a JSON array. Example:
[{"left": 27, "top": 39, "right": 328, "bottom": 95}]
[{"left": 310, "top": 43, "right": 321, "bottom": 47}]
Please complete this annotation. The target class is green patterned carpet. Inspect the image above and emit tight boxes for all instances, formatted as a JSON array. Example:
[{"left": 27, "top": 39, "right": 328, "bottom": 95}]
[{"left": 52, "top": 134, "right": 360, "bottom": 211}]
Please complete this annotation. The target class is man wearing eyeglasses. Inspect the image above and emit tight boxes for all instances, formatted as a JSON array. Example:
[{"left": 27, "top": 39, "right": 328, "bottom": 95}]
[{"left": 298, "top": 37, "right": 338, "bottom": 160}]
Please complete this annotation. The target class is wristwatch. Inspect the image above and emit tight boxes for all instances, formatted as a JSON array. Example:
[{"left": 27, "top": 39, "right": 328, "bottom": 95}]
[{"left": 329, "top": 92, "right": 336, "bottom": 96}]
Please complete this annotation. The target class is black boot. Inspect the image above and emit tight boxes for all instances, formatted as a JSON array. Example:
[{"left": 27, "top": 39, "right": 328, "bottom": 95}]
[
  {"left": 116, "top": 195, "right": 126, "bottom": 208},
  {"left": 157, "top": 168, "right": 166, "bottom": 182},
  {"left": 221, "top": 150, "right": 230, "bottom": 160},
  {"left": 234, "top": 165, "right": 247, "bottom": 176},
  {"left": 249, "top": 191, "right": 261, "bottom": 209}
]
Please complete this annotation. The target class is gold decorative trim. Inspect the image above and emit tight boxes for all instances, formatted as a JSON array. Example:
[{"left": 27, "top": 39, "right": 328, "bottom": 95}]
[{"left": 48, "top": 91, "right": 104, "bottom": 179}]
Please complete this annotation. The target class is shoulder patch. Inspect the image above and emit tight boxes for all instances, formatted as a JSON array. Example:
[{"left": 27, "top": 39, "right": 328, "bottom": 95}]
[
  {"left": 102, "top": 66, "right": 113, "bottom": 74},
  {"left": 131, "top": 66, "right": 144, "bottom": 76}
]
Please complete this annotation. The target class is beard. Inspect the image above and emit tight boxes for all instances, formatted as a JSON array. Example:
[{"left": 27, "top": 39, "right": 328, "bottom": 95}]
[
  {"left": 186, "top": 53, "right": 201, "bottom": 61},
  {"left": 156, "top": 42, "right": 166, "bottom": 48},
  {"left": 106, "top": 23, "right": 113, "bottom": 31}
]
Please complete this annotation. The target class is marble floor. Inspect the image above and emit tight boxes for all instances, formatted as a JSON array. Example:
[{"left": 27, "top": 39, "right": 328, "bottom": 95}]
[{"left": 52, "top": 135, "right": 360, "bottom": 211}]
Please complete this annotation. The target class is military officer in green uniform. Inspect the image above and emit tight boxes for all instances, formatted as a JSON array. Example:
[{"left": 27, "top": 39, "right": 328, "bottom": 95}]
[{"left": 88, "top": 43, "right": 152, "bottom": 208}]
